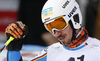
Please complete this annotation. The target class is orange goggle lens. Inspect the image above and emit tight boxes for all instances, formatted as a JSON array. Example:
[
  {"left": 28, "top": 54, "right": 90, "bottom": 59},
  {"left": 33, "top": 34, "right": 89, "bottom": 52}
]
[{"left": 45, "top": 16, "right": 68, "bottom": 33}]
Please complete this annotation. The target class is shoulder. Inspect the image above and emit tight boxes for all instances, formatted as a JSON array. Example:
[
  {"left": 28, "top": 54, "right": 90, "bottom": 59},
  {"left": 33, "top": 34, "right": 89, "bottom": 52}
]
[
  {"left": 86, "top": 37, "right": 100, "bottom": 52},
  {"left": 48, "top": 42, "right": 62, "bottom": 49},
  {"left": 46, "top": 42, "right": 63, "bottom": 53},
  {"left": 87, "top": 37, "right": 100, "bottom": 45}
]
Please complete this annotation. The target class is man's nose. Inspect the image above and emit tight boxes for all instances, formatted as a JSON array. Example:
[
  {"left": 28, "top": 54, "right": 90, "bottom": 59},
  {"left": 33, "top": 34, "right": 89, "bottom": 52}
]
[{"left": 54, "top": 30, "right": 62, "bottom": 36}]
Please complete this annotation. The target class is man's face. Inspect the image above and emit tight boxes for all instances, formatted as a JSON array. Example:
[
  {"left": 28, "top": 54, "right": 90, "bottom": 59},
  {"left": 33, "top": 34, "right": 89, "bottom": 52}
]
[{"left": 53, "top": 24, "right": 73, "bottom": 46}]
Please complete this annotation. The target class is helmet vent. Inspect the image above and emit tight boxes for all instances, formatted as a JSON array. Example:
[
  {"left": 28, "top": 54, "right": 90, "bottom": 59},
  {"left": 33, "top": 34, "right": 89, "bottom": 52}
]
[{"left": 73, "top": 14, "right": 79, "bottom": 23}]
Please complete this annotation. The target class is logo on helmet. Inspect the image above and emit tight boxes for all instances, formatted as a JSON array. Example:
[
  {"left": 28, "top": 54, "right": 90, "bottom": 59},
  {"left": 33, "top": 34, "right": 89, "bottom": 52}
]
[
  {"left": 42, "top": 7, "right": 53, "bottom": 19},
  {"left": 68, "top": 6, "right": 77, "bottom": 18},
  {"left": 62, "top": 0, "right": 71, "bottom": 9}
]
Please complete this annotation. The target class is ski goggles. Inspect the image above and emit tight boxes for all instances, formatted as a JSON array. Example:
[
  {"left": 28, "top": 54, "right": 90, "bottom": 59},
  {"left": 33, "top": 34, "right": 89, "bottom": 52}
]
[{"left": 44, "top": 16, "right": 68, "bottom": 33}]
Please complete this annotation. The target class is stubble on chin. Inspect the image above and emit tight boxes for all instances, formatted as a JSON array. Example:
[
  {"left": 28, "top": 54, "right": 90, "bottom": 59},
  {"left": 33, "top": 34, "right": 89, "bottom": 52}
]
[{"left": 60, "top": 38, "right": 71, "bottom": 47}]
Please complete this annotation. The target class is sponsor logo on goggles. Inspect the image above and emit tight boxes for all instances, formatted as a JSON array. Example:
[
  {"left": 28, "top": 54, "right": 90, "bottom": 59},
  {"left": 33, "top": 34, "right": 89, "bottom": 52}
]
[{"left": 44, "top": 16, "right": 68, "bottom": 33}]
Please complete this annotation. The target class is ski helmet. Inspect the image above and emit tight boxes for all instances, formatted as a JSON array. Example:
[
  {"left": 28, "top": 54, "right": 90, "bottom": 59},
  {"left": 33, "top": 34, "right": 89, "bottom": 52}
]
[{"left": 41, "top": 0, "right": 82, "bottom": 32}]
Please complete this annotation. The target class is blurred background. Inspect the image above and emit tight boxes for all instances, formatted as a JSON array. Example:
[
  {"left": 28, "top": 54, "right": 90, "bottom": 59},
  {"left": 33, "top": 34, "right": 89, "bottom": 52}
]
[{"left": 0, "top": 0, "right": 100, "bottom": 60}]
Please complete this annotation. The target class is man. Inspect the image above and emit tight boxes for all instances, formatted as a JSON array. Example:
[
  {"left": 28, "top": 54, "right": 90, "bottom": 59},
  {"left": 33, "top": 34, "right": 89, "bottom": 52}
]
[{"left": 5, "top": 0, "right": 100, "bottom": 61}]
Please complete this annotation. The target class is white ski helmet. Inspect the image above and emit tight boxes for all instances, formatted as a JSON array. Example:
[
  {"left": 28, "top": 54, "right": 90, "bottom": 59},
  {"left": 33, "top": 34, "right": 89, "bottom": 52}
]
[{"left": 41, "top": 0, "right": 82, "bottom": 30}]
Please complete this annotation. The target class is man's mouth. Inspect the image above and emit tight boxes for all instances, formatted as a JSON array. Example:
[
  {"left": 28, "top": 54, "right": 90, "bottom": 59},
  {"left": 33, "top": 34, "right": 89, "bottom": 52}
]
[{"left": 57, "top": 35, "right": 65, "bottom": 41}]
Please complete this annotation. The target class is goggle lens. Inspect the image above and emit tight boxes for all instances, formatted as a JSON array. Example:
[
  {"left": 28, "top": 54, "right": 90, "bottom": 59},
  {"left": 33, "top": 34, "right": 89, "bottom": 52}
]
[{"left": 45, "top": 16, "right": 68, "bottom": 33}]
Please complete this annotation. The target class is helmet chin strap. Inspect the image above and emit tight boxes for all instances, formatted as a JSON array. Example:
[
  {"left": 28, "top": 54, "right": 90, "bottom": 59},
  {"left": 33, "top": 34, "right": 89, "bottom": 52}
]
[
  {"left": 66, "top": 19, "right": 88, "bottom": 48},
  {"left": 68, "top": 20, "right": 76, "bottom": 42}
]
